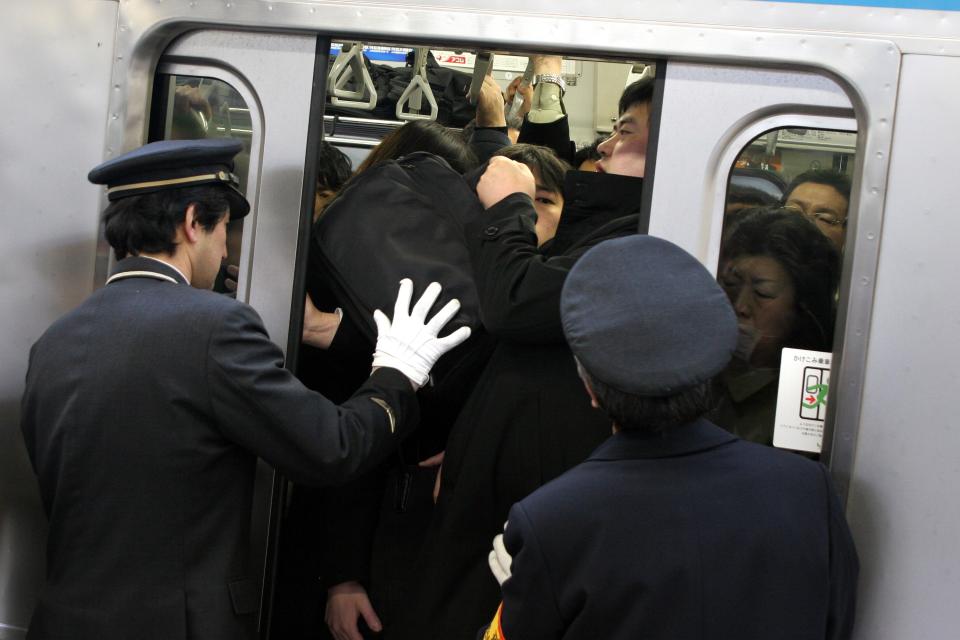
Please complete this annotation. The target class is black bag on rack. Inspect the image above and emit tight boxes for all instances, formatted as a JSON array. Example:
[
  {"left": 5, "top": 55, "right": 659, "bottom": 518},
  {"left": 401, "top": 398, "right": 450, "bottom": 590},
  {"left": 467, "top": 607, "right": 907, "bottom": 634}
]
[{"left": 326, "top": 52, "right": 474, "bottom": 127}]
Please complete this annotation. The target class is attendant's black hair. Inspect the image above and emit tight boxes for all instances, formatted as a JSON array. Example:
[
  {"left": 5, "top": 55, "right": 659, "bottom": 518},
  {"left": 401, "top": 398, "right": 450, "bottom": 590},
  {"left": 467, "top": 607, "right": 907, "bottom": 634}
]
[
  {"left": 103, "top": 185, "right": 230, "bottom": 260},
  {"left": 578, "top": 362, "right": 717, "bottom": 434}
]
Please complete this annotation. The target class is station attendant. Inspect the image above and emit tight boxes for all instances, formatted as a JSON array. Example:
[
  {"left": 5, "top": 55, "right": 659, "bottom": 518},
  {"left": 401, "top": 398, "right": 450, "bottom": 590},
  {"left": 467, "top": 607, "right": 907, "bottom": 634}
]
[
  {"left": 482, "top": 235, "right": 859, "bottom": 640},
  {"left": 19, "top": 139, "right": 470, "bottom": 640}
]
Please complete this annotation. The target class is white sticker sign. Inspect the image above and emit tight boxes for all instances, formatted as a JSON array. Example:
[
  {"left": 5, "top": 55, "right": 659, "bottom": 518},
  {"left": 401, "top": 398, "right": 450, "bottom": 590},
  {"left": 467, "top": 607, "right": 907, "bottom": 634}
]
[
  {"left": 773, "top": 348, "right": 833, "bottom": 453},
  {"left": 432, "top": 51, "right": 578, "bottom": 75}
]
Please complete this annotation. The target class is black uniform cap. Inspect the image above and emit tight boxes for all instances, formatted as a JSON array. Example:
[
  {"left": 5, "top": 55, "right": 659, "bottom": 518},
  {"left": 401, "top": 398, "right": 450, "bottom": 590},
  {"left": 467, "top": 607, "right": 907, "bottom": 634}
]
[
  {"left": 561, "top": 235, "right": 737, "bottom": 396},
  {"left": 88, "top": 138, "right": 250, "bottom": 219}
]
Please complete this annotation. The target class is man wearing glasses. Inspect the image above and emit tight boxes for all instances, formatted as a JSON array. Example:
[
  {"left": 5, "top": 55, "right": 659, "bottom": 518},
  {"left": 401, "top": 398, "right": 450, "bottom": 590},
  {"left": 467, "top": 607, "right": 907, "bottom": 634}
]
[{"left": 782, "top": 169, "right": 852, "bottom": 250}]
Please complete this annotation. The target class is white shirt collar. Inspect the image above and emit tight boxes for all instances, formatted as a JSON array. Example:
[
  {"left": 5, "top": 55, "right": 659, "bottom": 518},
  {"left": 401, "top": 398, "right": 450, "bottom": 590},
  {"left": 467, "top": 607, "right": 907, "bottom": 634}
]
[{"left": 140, "top": 256, "right": 191, "bottom": 285}]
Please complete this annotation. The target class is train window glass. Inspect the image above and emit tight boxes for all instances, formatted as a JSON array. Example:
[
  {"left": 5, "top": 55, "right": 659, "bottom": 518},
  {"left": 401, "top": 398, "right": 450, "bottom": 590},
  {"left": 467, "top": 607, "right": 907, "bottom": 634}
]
[
  {"left": 150, "top": 74, "right": 253, "bottom": 295},
  {"left": 321, "top": 42, "right": 653, "bottom": 152},
  {"left": 717, "top": 127, "right": 856, "bottom": 459}
]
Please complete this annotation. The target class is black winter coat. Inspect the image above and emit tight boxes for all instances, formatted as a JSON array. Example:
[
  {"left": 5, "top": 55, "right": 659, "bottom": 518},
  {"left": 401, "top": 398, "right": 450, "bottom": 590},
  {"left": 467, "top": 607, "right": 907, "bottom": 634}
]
[
  {"left": 396, "top": 170, "right": 645, "bottom": 640},
  {"left": 272, "top": 154, "right": 495, "bottom": 638}
]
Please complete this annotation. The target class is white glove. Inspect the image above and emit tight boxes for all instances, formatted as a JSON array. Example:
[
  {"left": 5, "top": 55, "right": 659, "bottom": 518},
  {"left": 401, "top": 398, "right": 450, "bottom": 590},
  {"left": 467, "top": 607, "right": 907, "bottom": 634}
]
[
  {"left": 488, "top": 525, "right": 512, "bottom": 586},
  {"left": 372, "top": 279, "right": 472, "bottom": 387}
]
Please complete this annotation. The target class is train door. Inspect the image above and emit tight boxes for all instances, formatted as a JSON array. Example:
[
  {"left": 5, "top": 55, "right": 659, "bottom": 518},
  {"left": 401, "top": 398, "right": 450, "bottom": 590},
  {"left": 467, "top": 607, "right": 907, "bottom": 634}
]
[{"left": 125, "top": 27, "right": 881, "bottom": 640}]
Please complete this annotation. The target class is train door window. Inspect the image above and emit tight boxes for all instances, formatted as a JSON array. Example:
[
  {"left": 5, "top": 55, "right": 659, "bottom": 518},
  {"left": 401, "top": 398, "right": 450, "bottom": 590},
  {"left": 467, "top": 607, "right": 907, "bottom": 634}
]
[
  {"left": 149, "top": 74, "right": 253, "bottom": 295},
  {"left": 717, "top": 127, "right": 856, "bottom": 459}
]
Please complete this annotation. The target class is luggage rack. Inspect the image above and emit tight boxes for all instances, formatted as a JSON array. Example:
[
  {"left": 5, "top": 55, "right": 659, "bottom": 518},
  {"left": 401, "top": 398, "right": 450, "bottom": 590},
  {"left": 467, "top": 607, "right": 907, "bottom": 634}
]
[{"left": 323, "top": 114, "right": 404, "bottom": 148}]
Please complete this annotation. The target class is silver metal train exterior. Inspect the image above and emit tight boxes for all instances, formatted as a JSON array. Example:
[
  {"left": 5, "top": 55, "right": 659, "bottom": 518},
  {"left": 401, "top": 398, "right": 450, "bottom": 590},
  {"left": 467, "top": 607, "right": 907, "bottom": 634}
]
[{"left": 2, "top": 0, "right": 959, "bottom": 637}]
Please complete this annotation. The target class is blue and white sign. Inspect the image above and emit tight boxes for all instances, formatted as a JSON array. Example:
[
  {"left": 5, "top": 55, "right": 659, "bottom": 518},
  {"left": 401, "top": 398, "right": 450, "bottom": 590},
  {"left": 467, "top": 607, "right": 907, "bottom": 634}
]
[{"left": 769, "top": 0, "right": 960, "bottom": 9}]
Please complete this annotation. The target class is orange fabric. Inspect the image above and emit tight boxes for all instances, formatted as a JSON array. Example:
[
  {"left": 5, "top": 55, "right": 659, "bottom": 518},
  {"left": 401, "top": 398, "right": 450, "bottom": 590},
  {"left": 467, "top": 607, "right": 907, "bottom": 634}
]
[{"left": 481, "top": 602, "right": 506, "bottom": 640}]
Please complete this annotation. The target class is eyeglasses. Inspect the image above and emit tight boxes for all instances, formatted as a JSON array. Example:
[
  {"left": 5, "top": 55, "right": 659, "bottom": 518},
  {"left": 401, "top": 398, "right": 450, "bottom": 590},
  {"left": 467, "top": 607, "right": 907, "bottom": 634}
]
[{"left": 784, "top": 205, "right": 846, "bottom": 227}]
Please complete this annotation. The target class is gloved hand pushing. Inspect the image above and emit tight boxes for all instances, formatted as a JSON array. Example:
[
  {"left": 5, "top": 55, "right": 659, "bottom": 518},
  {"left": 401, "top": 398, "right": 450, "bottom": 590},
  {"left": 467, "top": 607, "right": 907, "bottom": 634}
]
[
  {"left": 488, "top": 523, "right": 512, "bottom": 586},
  {"left": 372, "top": 279, "right": 472, "bottom": 388}
]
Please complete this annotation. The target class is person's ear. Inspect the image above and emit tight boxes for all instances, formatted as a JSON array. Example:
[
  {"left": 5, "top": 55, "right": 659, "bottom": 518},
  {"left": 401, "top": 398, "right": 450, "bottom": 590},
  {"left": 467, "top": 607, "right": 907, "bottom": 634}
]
[
  {"left": 182, "top": 203, "right": 201, "bottom": 244},
  {"left": 574, "top": 358, "right": 601, "bottom": 409},
  {"left": 582, "top": 377, "right": 600, "bottom": 409}
]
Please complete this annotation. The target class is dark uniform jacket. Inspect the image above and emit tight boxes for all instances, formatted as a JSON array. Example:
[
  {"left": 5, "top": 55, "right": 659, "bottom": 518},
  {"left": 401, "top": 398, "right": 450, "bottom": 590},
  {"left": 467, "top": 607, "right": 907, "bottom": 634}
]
[
  {"left": 19, "top": 257, "right": 418, "bottom": 640},
  {"left": 398, "top": 170, "right": 645, "bottom": 640},
  {"left": 499, "top": 419, "right": 859, "bottom": 640}
]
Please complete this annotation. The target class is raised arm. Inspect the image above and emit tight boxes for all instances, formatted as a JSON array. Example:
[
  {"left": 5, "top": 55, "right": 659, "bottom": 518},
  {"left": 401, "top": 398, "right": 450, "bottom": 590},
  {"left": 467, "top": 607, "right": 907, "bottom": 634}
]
[{"left": 468, "top": 157, "right": 579, "bottom": 344}]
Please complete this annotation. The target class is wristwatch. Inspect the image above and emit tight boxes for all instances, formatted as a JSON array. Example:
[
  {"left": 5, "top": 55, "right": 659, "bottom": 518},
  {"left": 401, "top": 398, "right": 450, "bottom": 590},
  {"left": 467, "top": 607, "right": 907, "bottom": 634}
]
[{"left": 535, "top": 73, "right": 566, "bottom": 94}]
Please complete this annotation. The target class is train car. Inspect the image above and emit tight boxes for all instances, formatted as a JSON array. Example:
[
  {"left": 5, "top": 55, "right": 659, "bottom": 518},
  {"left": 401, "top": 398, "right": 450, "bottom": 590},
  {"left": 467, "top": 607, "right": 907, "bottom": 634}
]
[{"left": 2, "top": 0, "right": 959, "bottom": 638}]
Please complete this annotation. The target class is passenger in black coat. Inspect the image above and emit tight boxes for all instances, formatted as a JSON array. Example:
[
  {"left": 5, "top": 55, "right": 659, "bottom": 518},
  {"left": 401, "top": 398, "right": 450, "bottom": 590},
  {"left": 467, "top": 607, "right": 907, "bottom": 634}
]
[
  {"left": 482, "top": 235, "right": 858, "bottom": 640},
  {"left": 19, "top": 140, "right": 469, "bottom": 640},
  {"left": 397, "top": 79, "right": 657, "bottom": 639},
  {"left": 397, "top": 158, "right": 645, "bottom": 637}
]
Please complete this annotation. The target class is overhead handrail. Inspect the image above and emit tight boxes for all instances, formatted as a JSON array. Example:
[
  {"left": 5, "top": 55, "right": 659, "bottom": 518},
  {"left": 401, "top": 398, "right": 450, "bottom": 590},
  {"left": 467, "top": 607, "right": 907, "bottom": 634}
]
[
  {"left": 467, "top": 51, "right": 495, "bottom": 105},
  {"left": 396, "top": 47, "right": 438, "bottom": 121},
  {"left": 328, "top": 42, "right": 378, "bottom": 110},
  {"left": 507, "top": 58, "right": 535, "bottom": 121}
]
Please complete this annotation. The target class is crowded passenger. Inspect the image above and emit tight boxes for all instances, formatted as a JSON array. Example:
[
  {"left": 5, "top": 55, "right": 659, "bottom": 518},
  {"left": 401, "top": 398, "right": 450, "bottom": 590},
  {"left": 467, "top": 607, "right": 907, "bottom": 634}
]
[
  {"left": 274, "top": 118, "right": 485, "bottom": 640},
  {"left": 491, "top": 143, "right": 570, "bottom": 246},
  {"left": 712, "top": 208, "right": 840, "bottom": 446},
  {"left": 516, "top": 55, "right": 576, "bottom": 163},
  {"left": 314, "top": 141, "right": 353, "bottom": 221},
  {"left": 503, "top": 75, "right": 533, "bottom": 142},
  {"left": 782, "top": 168, "right": 852, "bottom": 250},
  {"left": 353, "top": 119, "right": 478, "bottom": 175},
  {"left": 397, "top": 74, "right": 652, "bottom": 640},
  {"left": 480, "top": 235, "right": 858, "bottom": 640},
  {"left": 572, "top": 135, "right": 605, "bottom": 172},
  {"left": 725, "top": 167, "right": 783, "bottom": 217},
  {"left": 467, "top": 74, "right": 515, "bottom": 163}
]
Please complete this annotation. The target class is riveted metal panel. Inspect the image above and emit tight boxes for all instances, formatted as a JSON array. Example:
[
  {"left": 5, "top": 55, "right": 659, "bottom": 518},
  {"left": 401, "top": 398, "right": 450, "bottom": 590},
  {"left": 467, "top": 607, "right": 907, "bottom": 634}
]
[{"left": 845, "top": 53, "right": 960, "bottom": 640}]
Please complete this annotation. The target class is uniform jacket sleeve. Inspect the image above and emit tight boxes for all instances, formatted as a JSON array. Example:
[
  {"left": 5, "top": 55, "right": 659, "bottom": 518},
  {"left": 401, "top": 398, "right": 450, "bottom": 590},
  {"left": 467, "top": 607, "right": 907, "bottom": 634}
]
[
  {"left": 498, "top": 502, "right": 565, "bottom": 640},
  {"left": 206, "top": 302, "right": 418, "bottom": 486},
  {"left": 465, "top": 192, "right": 580, "bottom": 344},
  {"left": 821, "top": 465, "right": 859, "bottom": 640}
]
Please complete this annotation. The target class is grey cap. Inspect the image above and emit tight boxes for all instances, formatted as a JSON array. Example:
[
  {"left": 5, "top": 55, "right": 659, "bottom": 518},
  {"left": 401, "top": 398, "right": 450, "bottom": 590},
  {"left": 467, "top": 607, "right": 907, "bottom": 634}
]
[{"left": 561, "top": 235, "right": 737, "bottom": 396}]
